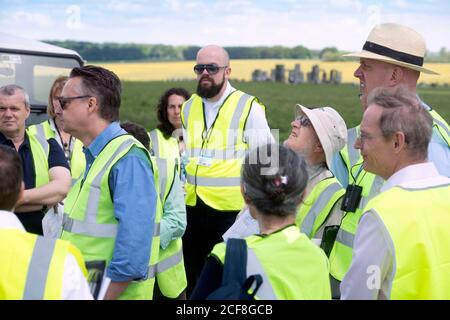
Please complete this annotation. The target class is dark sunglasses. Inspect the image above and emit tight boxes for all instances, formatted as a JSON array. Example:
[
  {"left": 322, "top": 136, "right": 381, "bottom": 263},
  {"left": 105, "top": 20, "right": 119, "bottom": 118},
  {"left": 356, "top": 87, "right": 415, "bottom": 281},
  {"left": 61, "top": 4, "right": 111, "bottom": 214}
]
[
  {"left": 193, "top": 64, "right": 228, "bottom": 75},
  {"left": 56, "top": 95, "right": 92, "bottom": 110},
  {"left": 295, "top": 115, "right": 312, "bottom": 127}
]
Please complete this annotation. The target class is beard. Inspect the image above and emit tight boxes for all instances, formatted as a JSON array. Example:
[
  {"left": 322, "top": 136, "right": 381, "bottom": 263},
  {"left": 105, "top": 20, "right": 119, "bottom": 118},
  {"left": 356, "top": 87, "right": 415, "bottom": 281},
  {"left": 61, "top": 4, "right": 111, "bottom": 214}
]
[{"left": 196, "top": 74, "right": 226, "bottom": 99}]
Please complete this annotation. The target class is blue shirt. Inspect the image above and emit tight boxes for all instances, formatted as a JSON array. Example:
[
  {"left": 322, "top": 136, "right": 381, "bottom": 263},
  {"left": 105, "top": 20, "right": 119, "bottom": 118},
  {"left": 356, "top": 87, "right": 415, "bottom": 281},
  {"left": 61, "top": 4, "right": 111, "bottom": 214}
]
[{"left": 83, "top": 122, "right": 157, "bottom": 282}]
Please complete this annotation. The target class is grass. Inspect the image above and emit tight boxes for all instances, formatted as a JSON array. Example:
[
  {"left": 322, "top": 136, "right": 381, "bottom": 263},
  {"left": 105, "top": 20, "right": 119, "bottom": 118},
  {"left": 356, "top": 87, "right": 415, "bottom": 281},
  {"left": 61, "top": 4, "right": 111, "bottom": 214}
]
[{"left": 120, "top": 81, "right": 450, "bottom": 141}]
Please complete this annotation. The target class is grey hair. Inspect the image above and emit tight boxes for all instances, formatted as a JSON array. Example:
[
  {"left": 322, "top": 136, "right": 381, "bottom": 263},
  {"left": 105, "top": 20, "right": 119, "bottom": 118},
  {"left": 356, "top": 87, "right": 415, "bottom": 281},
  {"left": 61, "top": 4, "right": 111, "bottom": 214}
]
[
  {"left": 367, "top": 86, "right": 432, "bottom": 159},
  {"left": 0, "top": 84, "right": 30, "bottom": 108},
  {"left": 242, "top": 144, "right": 308, "bottom": 217}
]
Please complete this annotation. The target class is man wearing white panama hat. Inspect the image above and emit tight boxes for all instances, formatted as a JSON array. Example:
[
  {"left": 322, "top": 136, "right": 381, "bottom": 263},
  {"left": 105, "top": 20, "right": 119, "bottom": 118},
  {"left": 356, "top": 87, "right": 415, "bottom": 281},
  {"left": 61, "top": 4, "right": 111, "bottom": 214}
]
[{"left": 328, "top": 23, "right": 450, "bottom": 297}]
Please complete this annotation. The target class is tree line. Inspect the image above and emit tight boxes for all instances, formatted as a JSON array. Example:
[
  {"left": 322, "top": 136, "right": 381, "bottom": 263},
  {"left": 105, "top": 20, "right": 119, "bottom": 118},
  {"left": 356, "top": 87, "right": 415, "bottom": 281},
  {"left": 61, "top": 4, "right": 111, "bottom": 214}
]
[{"left": 44, "top": 40, "right": 449, "bottom": 63}]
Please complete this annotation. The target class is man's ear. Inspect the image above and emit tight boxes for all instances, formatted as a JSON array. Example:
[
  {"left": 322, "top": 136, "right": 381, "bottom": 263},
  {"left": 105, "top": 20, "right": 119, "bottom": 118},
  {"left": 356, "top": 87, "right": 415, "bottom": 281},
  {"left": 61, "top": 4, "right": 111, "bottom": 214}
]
[
  {"left": 314, "top": 142, "right": 323, "bottom": 153},
  {"left": 390, "top": 66, "right": 404, "bottom": 86},
  {"left": 87, "top": 96, "right": 98, "bottom": 114},
  {"left": 392, "top": 131, "right": 406, "bottom": 154}
]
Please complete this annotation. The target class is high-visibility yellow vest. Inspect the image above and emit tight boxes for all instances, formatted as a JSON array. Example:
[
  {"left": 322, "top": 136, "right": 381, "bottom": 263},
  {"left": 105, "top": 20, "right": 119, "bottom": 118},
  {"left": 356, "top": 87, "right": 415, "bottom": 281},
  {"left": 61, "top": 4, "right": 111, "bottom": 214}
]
[
  {"left": 154, "top": 157, "right": 187, "bottom": 298},
  {"left": 329, "top": 125, "right": 384, "bottom": 281},
  {"left": 181, "top": 91, "right": 258, "bottom": 211},
  {"left": 330, "top": 106, "right": 450, "bottom": 282},
  {"left": 60, "top": 134, "right": 162, "bottom": 300},
  {"left": 0, "top": 228, "right": 87, "bottom": 300},
  {"left": 364, "top": 183, "right": 450, "bottom": 299},
  {"left": 211, "top": 225, "right": 331, "bottom": 300},
  {"left": 296, "top": 176, "right": 345, "bottom": 239},
  {"left": 26, "top": 131, "right": 50, "bottom": 187},
  {"left": 28, "top": 120, "right": 85, "bottom": 181},
  {"left": 429, "top": 109, "right": 450, "bottom": 146},
  {"left": 149, "top": 128, "right": 181, "bottom": 174}
]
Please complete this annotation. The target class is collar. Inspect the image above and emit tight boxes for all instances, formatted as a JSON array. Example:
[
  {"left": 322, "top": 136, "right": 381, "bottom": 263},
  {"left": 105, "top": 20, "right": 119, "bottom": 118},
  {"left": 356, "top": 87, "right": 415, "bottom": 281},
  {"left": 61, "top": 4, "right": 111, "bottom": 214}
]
[
  {"left": 381, "top": 162, "right": 447, "bottom": 192},
  {"left": 0, "top": 210, "right": 26, "bottom": 231},
  {"left": 0, "top": 131, "right": 29, "bottom": 148},
  {"left": 304, "top": 164, "right": 330, "bottom": 196},
  {"left": 84, "top": 121, "right": 126, "bottom": 159}
]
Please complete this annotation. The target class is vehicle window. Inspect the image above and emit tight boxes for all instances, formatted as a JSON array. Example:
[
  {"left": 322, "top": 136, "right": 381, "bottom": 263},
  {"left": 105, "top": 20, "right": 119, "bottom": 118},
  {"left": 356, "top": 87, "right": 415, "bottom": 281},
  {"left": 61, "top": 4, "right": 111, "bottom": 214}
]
[{"left": 0, "top": 53, "right": 80, "bottom": 107}]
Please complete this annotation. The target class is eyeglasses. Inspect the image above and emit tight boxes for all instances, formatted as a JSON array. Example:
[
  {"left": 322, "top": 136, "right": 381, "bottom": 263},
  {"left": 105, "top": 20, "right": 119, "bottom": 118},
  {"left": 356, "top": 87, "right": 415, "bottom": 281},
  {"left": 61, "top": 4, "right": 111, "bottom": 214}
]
[
  {"left": 295, "top": 115, "right": 312, "bottom": 127},
  {"left": 357, "top": 132, "right": 383, "bottom": 144},
  {"left": 56, "top": 95, "right": 92, "bottom": 110},
  {"left": 193, "top": 64, "right": 228, "bottom": 75}
]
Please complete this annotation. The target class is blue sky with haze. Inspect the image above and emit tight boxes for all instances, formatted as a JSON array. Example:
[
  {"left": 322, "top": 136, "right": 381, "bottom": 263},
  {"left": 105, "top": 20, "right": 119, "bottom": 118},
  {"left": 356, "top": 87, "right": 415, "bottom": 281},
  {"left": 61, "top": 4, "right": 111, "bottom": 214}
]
[{"left": 1, "top": 0, "right": 449, "bottom": 51}]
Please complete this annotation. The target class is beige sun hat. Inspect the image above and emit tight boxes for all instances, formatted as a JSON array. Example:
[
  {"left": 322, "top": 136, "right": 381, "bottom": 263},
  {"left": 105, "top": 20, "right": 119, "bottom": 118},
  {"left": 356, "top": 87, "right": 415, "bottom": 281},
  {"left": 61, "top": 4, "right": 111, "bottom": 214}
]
[
  {"left": 296, "top": 105, "right": 347, "bottom": 170},
  {"left": 344, "top": 23, "right": 439, "bottom": 75}
]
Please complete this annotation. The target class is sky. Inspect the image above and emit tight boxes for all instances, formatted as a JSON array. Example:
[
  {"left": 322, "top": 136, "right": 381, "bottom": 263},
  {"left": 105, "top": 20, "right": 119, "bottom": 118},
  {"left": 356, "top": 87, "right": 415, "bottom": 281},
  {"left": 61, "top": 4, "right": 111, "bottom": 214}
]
[{"left": 1, "top": 0, "right": 449, "bottom": 52}]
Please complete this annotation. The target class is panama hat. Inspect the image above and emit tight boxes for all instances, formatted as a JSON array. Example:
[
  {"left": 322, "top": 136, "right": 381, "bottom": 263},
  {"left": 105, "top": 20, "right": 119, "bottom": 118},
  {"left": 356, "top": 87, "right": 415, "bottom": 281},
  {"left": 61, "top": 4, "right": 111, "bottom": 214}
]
[
  {"left": 296, "top": 105, "right": 347, "bottom": 170},
  {"left": 344, "top": 23, "right": 438, "bottom": 75}
]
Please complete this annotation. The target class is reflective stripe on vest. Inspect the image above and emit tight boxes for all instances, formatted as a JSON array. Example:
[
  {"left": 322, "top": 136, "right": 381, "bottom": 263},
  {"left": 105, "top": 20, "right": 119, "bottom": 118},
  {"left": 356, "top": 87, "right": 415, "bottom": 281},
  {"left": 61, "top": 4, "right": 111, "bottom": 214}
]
[
  {"left": 0, "top": 229, "right": 84, "bottom": 300},
  {"left": 300, "top": 181, "right": 343, "bottom": 238},
  {"left": 334, "top": 228, "right": 355, "bottom": 249},
  {"left": 156, "top": 247, "right": 183, "bottom": 274},
  {"left": 156, "top": 157, "right": 168, "bottom": 202},
  {"left": 149, "top": 129, "right": 181, "bottom": 175},
  {"left": 186, "top": 174, "right": 241, "bottom": 187},
  {"left": 334, "top": 174, "right": 383, "bottom": 248},
  {"left": 246, "top": 248, "right": 277, "bottom": 300},
  {"left": 181, "top": 99, "right": 194, "bottom": 129},
  {"left": 186, "top": 148, "right": 247, "bottom": 160},
  {"left": 182, "top": 91, "right": 255, "bottom": 210},
  {"left": 61, "top": 134, "right": 162, "bottom": 299},
  {"left": 23, "top": 237, "right": 56, "bottom": 300},
  {"left": 28, "top": 120, "right": 86, "bottom": 181},
  {"left": 62, "top": 138, "right": 134, "bottom": 237},
  {"left": 149, "top": 130, "right": 159, "bottom": 156},
  {"left": 329, "top": 174, "right": 384, "bottom": 281},
  {"left": 154, "top": 155, "right": 187, "bottom": 297},
  {"left": 26, "top": 131, "right": 50, "bottom": 188},
  {"left": 365, "top": 183, "right": 450, "bottom": 299},
  {"left": 429, "top": 110, "right": 450, "bottom": 146}
]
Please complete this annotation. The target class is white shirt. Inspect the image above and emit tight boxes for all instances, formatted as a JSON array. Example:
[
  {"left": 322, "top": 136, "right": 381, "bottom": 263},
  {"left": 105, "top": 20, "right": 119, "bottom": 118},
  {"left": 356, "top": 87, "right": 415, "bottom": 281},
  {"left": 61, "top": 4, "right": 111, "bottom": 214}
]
[
  {"left": 0, "top": 210, "right": 93, "bottom": 300},
  {"left": 198, "top": 81, "right": 274, "bottom": 151},
  {"left": 222, "top": 165, "right": 343, "bottom": 242},
  {"left": 340, "top": 162, "right": 450, "bottom": 300}
]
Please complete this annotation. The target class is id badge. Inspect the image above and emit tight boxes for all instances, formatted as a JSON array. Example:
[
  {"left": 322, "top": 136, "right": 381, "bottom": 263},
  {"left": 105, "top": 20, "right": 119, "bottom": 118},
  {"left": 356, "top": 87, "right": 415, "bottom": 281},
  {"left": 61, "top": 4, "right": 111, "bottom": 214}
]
[{"left": 198, "top": 154, "right": 213, "bottom": 167}]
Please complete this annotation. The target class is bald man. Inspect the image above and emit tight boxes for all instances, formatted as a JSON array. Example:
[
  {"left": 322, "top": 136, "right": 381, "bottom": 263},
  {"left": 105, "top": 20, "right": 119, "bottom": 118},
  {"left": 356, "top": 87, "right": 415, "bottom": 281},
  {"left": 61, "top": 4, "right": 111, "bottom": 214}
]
[{"left": 181, "top": 45, "right": 273, "bottom": 296}]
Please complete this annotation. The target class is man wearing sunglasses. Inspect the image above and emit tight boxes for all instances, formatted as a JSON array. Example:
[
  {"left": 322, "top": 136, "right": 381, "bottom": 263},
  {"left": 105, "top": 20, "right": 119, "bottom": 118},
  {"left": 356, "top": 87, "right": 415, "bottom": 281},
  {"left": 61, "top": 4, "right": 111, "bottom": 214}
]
[
  {"left": 0, "top": 84, "right": 71, "bottom": 235},
  {"left": 181, "top": 45, "right": 273, "bottom": 296},
  {"left": 57, "top": 65, "right": 162, "bottom": 300}
]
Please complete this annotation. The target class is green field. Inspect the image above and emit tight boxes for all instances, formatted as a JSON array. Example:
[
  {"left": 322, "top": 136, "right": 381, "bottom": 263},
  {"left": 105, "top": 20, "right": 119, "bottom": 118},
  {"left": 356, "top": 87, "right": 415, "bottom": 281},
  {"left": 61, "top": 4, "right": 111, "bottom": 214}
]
[{"left": 120, "top": 81, "right": 450, "bottom": 141}]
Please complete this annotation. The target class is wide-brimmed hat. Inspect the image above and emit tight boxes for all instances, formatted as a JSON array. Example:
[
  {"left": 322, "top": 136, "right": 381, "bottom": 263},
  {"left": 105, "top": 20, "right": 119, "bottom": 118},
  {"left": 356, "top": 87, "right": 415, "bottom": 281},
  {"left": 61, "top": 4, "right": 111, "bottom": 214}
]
[
  {"left": 344, "top": 23, "right": 438, "bottom": 75},
  {"left": 296, "top": 105, "right": 347, "bottom": 170}
]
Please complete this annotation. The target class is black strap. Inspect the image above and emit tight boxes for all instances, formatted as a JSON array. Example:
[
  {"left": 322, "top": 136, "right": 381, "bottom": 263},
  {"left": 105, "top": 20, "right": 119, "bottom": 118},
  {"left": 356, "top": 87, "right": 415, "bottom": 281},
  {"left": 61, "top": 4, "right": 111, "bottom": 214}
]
[
  {"left": 222, "top": 238, "right": 247, "bottom": 285},
  {"left": 363, "top": 41, "right": 424, "bottom": 67}
]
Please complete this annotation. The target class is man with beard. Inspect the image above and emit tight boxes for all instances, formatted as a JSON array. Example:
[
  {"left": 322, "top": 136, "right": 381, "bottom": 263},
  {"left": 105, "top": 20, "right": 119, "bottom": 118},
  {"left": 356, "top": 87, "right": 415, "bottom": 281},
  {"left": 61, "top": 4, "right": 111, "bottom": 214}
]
[{"left": 181, "top": 45, "right": 273, "bottom": 296}]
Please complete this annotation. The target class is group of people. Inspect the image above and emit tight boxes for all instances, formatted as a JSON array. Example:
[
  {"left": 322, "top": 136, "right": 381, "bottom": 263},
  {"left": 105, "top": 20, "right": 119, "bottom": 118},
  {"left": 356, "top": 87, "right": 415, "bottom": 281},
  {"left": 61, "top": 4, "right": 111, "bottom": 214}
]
[{"left": 0, "top": 22, "right": 449, "bottom": 300}]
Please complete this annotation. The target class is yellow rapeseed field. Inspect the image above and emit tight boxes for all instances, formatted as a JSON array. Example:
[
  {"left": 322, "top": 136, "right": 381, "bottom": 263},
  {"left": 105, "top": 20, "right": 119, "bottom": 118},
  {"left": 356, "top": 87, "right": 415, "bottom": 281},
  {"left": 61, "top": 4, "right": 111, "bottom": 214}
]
[{"left": 99, "top": 59, "right": 450, "bottom": 85}]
